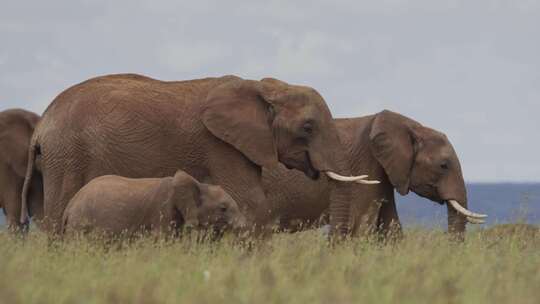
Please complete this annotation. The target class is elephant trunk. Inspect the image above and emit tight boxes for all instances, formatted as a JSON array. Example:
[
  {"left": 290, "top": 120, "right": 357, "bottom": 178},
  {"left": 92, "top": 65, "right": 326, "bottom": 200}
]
[
  {"left": 329, "top": 179, "right": 354, "bottom": 236},
  {"left": 439, "top": 168, "right": 486, "bottom": 240},
  {"left": 315, "top": 122, "right": 379, "bottom": 238},
  {"left": 326, "top": 144, "right": 358, "bottom": 238},
  {"left": 446, "top": 199, "right": 487, "bottom": 241},
  {"left": 447, "top": 202, "right": 467, "bottom": 241}
]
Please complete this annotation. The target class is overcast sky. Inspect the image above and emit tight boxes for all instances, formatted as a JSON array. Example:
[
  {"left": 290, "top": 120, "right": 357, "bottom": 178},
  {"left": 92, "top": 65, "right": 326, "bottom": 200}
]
[{"left": 1, "top": 0, "right": 539, "bottom": 182}]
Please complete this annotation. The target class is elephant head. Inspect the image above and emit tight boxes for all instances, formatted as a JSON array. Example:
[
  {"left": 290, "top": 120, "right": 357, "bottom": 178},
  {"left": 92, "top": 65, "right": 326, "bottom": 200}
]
[
  {"left": 369, "top": 110, "right": 486, "bottom": 237},
  {"left": 170, "top": 170, "right": 247, "bottom": 232},
  {"left": 202, "top": 77, "right": 362, "bottom": 181},
  {"left": 0, "top": 108, "right": 41, "bottom": 232}
]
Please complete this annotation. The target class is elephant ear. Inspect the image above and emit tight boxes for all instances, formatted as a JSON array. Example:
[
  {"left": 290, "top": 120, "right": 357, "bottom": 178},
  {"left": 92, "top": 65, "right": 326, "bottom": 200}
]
[
  {"left": 260, "top": 77, "right": 289, "bottom": 89},
  {"left": 369, "top": 110, "right": 420, "bottom": 195},
  {"left": 170, "top": 171, "right": 202, "bottom": 227},
  {"left": 202, "top": 79, "right": 279, "bottom": 168}
]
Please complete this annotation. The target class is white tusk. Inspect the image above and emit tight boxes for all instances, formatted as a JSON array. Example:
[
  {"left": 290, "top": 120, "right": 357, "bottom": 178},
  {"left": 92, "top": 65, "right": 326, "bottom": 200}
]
[
  {"left": 466, "top": 217, "right": 485, "bottom": 224},
  {"left": 355, "top": 179, "right": 381, "bottom": 185},
  {"left": 448, "top": 200, "right": 487, "bottom": 219},
  {"left": 326, "top": 172, "right": 368, "bottom": 182}
]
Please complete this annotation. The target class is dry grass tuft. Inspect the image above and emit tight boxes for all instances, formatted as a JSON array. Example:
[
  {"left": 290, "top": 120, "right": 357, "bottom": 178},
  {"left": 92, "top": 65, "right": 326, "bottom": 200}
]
[{"left": 0, "top": 225, "right": 539, "bottom": 304}]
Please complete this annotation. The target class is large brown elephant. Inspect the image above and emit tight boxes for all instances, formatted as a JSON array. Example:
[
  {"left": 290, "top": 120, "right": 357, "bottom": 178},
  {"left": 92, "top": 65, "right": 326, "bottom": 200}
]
[
  {"left": 263, "top": 110, "right": 487, "bottom": 239},
  {"left": 0, "top": 109, "right": 42, "bottom": 231},
  {"left": 20, "top": 74, "right": 368, "bottom": 234}
]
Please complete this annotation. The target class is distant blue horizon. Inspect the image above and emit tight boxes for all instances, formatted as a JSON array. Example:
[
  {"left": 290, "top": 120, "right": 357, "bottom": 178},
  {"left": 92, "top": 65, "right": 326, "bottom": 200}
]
[
  {"left": 396, "top": 183, "right": 540, "bottom": 229},
  {"left": 2, "top": 183, "right": 540, "bottom": 229},
  {"left": 464, "top": 182, "right": 540, "bottom": 185}
]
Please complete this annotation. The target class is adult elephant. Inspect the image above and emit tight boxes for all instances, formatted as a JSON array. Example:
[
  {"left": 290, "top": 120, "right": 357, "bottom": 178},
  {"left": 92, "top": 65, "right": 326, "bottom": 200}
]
[
  {"left": 20, "top": 74, "right": 369, "bottom": 234},
  {"left": 264, "top": 110, "right": 487, "bottom": 239},
  {"left": 0, "top": 109, "right": 42, "bottom": 231}
]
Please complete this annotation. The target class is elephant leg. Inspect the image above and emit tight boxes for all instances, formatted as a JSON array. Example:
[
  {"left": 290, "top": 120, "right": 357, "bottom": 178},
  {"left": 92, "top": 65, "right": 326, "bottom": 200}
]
[
  {"left": 0, "top": 164, "right": 7, "bottom": 219},
  {"left": 349, "top": 198, "right": 382, "bottom": 238},
  {"left": 0, "top": 162, "right": 23, "bottom": 232},
  {"left": 207, "top": 152, "right": 271, "bottom": 235},
  {"left": 276, "top": 216, "right": 292, "bottom": 232},
  {"left": 277, "top": 217, "right": 304, "bottom": 233},
  {"left": 376, "top": 198, "right": 403, "bottom": 241},
  {"left": 27, "top": 171, "right": 44, "bottom": 226},
  {"left": 285, "top": 211, "right": 329, "bottom": 233},
  {"left": 42, "top": 170, "right": 85, "bottom": 234},
  {"left": 3, "top": 176, "right": 24, "bottom": 232},
  {"left": 316, "top": 209, "right": 330, "bottom": 227}
]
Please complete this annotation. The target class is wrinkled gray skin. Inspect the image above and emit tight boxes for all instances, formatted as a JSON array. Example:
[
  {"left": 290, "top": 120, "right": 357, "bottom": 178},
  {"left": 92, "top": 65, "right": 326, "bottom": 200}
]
[
  {"left": 264, "top": 110, "right": 469, "bottom": 239},
  {"left": 0, "top": 109, "right": 42, "bottom": 231},
  {"left": 21, "top": 74, "right": 353, "bottom": 235},
  {"left": 63, "top": 170, "right": 246, "bottom": 238}
]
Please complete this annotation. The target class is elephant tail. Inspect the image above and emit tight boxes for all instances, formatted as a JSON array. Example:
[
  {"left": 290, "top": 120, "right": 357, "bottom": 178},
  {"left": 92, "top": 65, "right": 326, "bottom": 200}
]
[{"left": 20, "top": 139, "right": 40, "bottom": 224}]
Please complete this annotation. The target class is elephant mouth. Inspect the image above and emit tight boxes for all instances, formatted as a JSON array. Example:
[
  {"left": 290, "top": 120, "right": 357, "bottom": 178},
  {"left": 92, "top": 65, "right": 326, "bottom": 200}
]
[
  {"left": 304, "top": 167, "right": 320, "bottom": 180},
  {"left": 282, "top": 151, "right": 320, "bottom": 180},
  {"left": 304, "top": 153, "right": 320, "bottom": 180},
  {"left": 412, "top": 184, "right": 443, "bottom": 204}
]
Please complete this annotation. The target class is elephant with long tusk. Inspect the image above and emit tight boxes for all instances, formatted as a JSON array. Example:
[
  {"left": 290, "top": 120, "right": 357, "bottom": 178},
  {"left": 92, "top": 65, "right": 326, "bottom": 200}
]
[
  {"left": 263, "top": 110, "right": 487, "bottom": 239},
  {"left": 19, "top": 73, "right": 372, "bottom": 235}
]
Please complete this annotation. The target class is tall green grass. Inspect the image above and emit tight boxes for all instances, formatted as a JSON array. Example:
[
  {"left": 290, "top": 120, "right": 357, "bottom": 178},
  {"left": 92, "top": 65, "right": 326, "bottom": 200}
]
[{"left": 1, "top": 225, "right": 539, "bottom": 304}]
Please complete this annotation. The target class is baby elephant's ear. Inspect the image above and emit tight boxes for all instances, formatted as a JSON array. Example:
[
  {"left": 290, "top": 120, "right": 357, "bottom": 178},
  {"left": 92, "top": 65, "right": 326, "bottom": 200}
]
[{"left": 171, "top": 171, "right": 202, "bottom": 226}]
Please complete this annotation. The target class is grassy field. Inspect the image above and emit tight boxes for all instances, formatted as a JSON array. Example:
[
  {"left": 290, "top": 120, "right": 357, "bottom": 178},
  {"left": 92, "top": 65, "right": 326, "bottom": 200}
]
[{"left": 1, "top": 225, "right": 539, "bottom": 304}]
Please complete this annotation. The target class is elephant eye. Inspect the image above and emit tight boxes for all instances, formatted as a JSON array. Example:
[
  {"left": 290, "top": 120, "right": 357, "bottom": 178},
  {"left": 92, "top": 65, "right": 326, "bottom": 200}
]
[
  {"left": 302, "top": 121, "right": 314, "bottom": 135},
  {"left": 219, "top": 203, "right": 228, "bottom": 213},
  {"left": 440, "top": 161, "right": 449, "bottom": 170}
]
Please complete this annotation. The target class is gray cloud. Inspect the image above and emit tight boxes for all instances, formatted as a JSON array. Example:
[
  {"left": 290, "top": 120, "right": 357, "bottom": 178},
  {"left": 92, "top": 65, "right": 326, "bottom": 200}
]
[{"left": 1, "top": 0, "right": 539, "bottom": 182}]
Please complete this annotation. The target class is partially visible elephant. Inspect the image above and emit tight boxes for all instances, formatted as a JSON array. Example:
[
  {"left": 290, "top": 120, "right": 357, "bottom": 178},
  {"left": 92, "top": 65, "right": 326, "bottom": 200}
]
[
  {"left": 264, "top": 110, "right": 486, "bottom": 239},
  {"left": 62, "top": 170, "right": 246, "bottom": 238},
  {"left": 0, "top": 108, "right": 42, "bottom": 231},
  {"left": 21, "top": 74, "right": 367, "bottom": 234}
]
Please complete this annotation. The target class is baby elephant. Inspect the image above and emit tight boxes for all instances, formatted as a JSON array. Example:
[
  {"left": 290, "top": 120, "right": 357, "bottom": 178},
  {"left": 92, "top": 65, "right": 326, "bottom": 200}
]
[{"left": 62, "top": 170, "right": 246, "bottom": 238}]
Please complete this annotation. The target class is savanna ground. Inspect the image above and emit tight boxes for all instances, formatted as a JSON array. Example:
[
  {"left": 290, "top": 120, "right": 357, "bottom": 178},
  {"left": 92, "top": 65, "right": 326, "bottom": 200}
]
[{"left": 1, "top": 224, "right": 539, "bottom": 304}]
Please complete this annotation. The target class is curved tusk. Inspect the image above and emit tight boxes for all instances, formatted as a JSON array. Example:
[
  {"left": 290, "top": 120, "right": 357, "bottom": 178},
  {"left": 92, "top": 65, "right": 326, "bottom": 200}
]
[
  {"left": 466, "top": 217, "right": 485, "bottom": 224},
  {"left": 448, "top": 200, "right": 487, "bottom": 219},
  {"left": 326, "top": 172, "right": 368, "bottom": 182},
  {"left": 355, "top": 179, "right": 381, "bottom": 185}
]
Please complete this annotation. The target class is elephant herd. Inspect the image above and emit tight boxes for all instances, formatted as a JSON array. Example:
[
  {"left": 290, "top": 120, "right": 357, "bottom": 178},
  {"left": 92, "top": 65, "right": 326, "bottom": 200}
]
[{"left": 0, "top": 73, "right": 487, "bottom": 240}]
